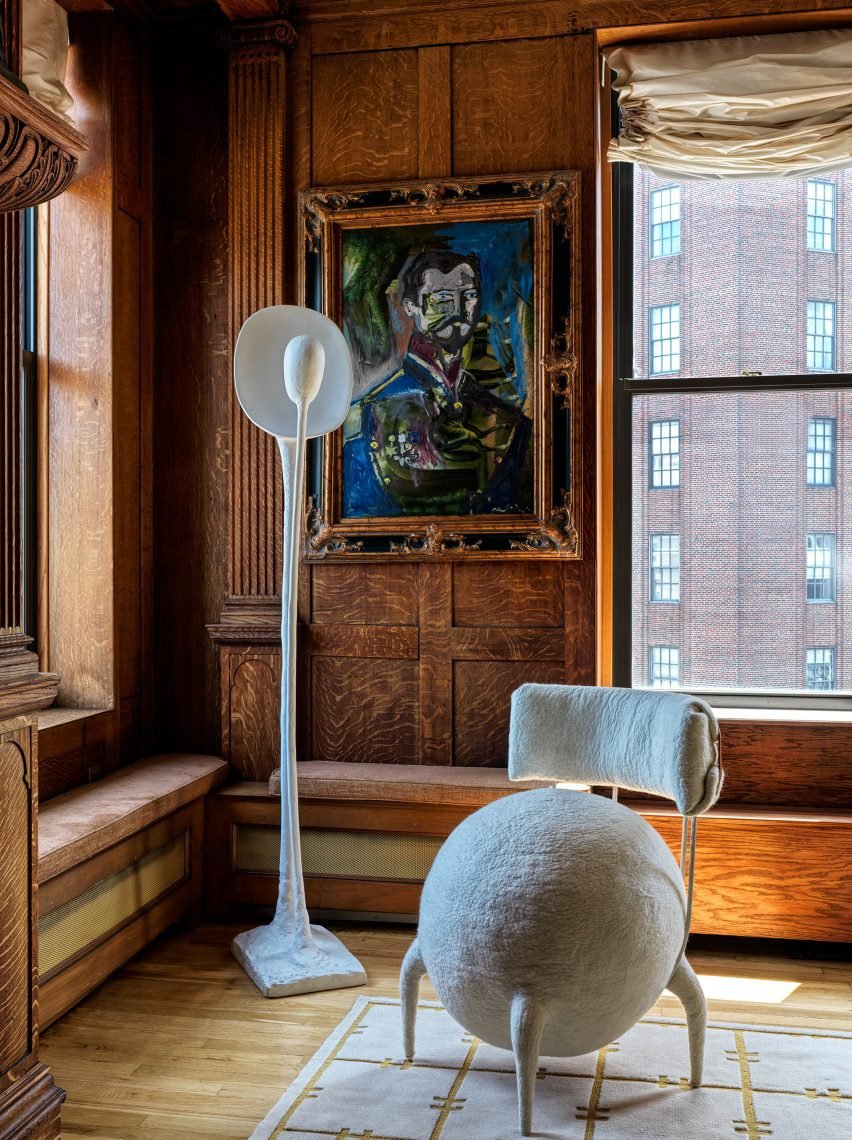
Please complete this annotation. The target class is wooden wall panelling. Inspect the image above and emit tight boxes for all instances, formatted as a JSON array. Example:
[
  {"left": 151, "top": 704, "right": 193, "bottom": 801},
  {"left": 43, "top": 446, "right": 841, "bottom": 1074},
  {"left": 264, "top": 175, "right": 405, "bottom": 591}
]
[
  {"left": 311, "top": 50, "right": 420, "bottom": 184},
  {"left": 225, "top": 18, "right": 294, "bottom": 603},
  {"left": 717, "top": 720, "right": 852, "bottom": 808},
  {"left": 153, "top": 18, "right": 229, "bottom": 755},
  {"left": 418, "top": 564, "right": 452, "bottom": 766},
  {"left": 453, "top": 659, "right": 566, "bottom": 766},
  {"left": 311, "top": 656, "right": 420, "bottom": 763},
  {"left": 0, "top": 715, "right": 64, "bottom": 1137},
  {"left": 417, "top": 46, "right": 451, "bottom": 178},
  {"left": 300, "top": 0, "right": 852, "bottom": 54}
]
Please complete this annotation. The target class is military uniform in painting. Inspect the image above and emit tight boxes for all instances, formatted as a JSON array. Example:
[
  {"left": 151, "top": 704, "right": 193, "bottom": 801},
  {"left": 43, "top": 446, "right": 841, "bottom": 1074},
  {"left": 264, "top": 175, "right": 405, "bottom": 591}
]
[{"left": 342, "top": 250, "right": 533, "bottom": 518}]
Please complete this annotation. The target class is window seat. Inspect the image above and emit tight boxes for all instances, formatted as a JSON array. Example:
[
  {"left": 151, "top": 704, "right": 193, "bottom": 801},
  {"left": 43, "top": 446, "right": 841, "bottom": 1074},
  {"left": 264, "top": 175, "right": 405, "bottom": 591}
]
[
  {"left": 38, "top": 753, "right": 227, "bottom": 1027},
  {"left": 207, "top": 763, "right": 852, "bottom": 943}
]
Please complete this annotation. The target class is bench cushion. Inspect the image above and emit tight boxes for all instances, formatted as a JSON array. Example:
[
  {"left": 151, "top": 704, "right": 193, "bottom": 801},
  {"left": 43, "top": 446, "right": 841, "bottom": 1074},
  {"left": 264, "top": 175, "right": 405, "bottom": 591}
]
[{"left": 39, "top": 753, "right": 227, "bottom": 880}]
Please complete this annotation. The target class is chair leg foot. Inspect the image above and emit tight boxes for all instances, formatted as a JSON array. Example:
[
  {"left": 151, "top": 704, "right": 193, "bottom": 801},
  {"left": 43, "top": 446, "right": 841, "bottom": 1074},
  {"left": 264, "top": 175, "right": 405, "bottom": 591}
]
[
  {"left": 400, "top": 938, "right": 427, "bottom": 1062},
  {"left": 667, "top": 956, "right": 707, "bottom": 1087},
  {"left": 511, "top": 992, "right": 546, "bottom": 1137}
]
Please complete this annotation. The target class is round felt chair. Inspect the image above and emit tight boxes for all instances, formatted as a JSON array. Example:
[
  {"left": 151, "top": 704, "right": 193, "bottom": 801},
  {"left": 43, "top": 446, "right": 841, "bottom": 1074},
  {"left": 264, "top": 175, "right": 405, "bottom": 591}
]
[{"left": 400, "top": 684, "right": 722, "bottom": 1137}]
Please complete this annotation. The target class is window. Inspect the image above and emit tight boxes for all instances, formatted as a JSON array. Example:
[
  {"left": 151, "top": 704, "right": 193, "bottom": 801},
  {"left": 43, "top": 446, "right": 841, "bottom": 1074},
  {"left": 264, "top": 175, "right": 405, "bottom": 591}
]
[
  {"left": 806, "top": 647, "right": 835, "bottom": 690},
  {"left": 807, "top": 180, "right": 835, "bottom": 252},
  {"left": 806, "top": 533, "right": 836, "bottom": 602},
  {"left": 807, "top": 416, "right": 835, "bottom": 486},
  {"left": 650, "top": 185, "right": 681, "bottom": 257},
  {"left": 649, "top": 419, "right": 680, "bottom": 488},
  {"left": 806, "top": 301, "right": 835, "bottom": 371},
  {"left": 650, "top": 304, "right": 681, "bottom": 375},
  {"left": 649, "top": 646, "right": 679, "bottom": 688},
  {"left": 615, "top": 163, "right": 852, "bottom": 702},
  {"left": 650, "top": 534, "right": 680, "bottom": 601}
]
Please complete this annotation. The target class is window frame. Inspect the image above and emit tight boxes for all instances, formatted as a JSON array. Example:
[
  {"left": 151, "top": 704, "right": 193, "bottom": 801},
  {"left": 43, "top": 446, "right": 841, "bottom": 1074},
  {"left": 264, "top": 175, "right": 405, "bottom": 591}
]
[
  {"left": 806, "top": 647, "right": 836, "bottom": 690},
  {"left": 648, "top": 417, "right": 680, "bottom": 489},
  {"left": 806, "top": 415, "right": 836, "bottom": 487},
  {"left": 806, "top": 179, "right": 836, "bottom": 254},
  {"left": 649, "top": 302, "right": 682, "bottom": 375},
  {"left": 21, "top": 206, "right": 37, "bottom": 643},
  {"left": 649, "top": 184, "right": 682, "bottom": 259},
  {"left": 806, "top": 299, "right": 836, "bottom": 372},
  {"left": 649, "top": 532, "right": 680, "bottom": 602}
]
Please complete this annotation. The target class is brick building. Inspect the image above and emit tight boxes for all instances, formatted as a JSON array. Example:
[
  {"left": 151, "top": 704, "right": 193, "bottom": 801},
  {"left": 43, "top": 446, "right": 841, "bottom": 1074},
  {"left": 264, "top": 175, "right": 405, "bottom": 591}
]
[{"left": 631, "top": 167, "right": 852, "bottom": 693}]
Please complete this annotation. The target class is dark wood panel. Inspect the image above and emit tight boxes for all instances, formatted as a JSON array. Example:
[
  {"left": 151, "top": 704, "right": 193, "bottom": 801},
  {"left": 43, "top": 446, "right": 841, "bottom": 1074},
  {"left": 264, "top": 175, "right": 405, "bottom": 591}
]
[
  {"left": 453, "top": 562, "right": 564, "bottom": 627},
  {"left": 418, "top": 564, "right": 452, "bottom": 766},
  {"left": 0, "top": 737, "right": 31, "bottom": 1074},
  {"left": 453, "top": 659, "right": 566, "bottom": 767},
  {"left": 311, "top": 657, "right": 419, "bottom": 763},
  {"left": 152, "top": 20, "right": 229, "bottom": 756},
  {"left": 312, "top": 50, "right": 419, "bottom": 183},
  {"left": 228, "top": 655, "right": 280, "bottom": 781},
  {"left": 308, "top": 625, "right": 418, "bottom": 659},
  {"left": 450, "top": 627, "right": 564, "bottom": 661},
  {"left": 417, "top": 46, "right": 451, "bottom": 177},
  {"left": 311, "top": 564, "right": 419, "bottom": 625},
  {"left": 452, "top": 37, "right": 570, "bottom": 175},
  {"left": 647, "top": 812, "right": 852, "bottom": 941},
  {"left": 718, "top": 720, "right": 852, "bottom": 807}
]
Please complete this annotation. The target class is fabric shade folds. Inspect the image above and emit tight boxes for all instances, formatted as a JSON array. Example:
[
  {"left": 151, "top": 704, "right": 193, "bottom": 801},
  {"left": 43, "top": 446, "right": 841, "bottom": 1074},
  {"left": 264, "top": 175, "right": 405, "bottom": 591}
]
[{"left": 606, "top": 29, "right": 852, "bottom": 180}]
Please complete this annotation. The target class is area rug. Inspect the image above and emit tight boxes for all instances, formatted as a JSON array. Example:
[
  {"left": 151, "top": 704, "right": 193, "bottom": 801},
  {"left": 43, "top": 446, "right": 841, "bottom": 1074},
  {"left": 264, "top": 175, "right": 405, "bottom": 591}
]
[{"left": 251, "top": 996, "right": 852, "bottom": 1139}]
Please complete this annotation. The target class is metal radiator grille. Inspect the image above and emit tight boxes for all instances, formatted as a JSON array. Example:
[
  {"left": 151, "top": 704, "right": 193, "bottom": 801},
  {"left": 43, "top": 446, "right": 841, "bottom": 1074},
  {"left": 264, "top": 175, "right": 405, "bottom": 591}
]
[
  {"left": 38, "top": 834, "right": 187, "bottom": 976},
  {"left": 235, "top": 826, "right": 444, "bottom": 882}
]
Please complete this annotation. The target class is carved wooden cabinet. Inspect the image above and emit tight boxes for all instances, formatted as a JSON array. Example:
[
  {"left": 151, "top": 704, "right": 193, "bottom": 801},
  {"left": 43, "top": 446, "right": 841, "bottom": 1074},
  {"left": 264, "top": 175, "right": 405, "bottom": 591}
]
[{"left": 0, "top": 714, "right": 64, "bottom": 1139}]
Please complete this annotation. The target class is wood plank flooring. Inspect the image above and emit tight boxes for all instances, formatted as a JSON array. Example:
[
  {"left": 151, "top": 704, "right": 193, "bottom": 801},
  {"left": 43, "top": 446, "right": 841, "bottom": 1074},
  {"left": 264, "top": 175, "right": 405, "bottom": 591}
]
[{"left": 40, "top": 925, "right": 852, "bottom": 1138}]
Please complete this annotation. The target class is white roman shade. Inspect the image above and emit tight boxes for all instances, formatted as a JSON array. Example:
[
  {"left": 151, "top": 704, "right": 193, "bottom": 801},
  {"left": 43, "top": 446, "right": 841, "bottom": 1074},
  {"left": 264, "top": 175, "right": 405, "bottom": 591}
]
[
  {"left": 22, "top": 0, "right": 74, "bottom": 123},
  {"left": 606, "top": 29, "right": 852, "bottom": 179}
]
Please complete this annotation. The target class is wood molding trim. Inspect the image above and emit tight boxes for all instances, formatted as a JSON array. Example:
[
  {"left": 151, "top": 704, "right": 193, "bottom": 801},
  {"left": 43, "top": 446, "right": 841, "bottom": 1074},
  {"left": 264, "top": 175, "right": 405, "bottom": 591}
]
[
  {"left": 221, "top": 18, "right": 295, "bottom": 602},
  {"left": 0, "top": 73, "right": 86, "bottom": 212}
]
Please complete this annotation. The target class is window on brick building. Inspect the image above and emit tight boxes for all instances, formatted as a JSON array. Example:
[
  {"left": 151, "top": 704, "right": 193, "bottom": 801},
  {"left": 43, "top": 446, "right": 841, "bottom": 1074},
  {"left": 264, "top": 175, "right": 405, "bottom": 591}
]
[
  {"left": 649, "top": 646, "right": 679, "bottom": 688},
  {"left": 806, "top": 532, "right": 836, "bottom": 602},
  {"left": 614, "top": 160, "right": 852, "bottom": 703},
  {"left": 650, "top": 533, "right": 680, "bottom": 601},
  {"left": 649, "top": 304, "right": 681, "bottom": 374},
  {"left": 806, "top": 647, "right": 835, "bottom": 690},
  {"left": 650, "top": 186, "right": 681, "bottom": 257},
  {"left": 807, "top": 416, "right": 835, "bottom": 486},
  {"left": 807, "top": 301, "right": 835, "bottom": 371},
  {"left": 649, "top": 419, "right": 680, "bottom": 488},
  {"left": 807, "top": 180, "right": 835, "bottom": 252}
]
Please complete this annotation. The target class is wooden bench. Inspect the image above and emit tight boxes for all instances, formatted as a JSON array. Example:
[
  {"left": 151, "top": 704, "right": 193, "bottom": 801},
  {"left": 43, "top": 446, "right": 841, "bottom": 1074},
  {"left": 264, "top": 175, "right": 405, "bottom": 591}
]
[
  {"left": 206, "top": 762, "right": 852, "bottom": 942},
  {"left": 38, "top": 753, "right": 227, "bottom": 1027}
]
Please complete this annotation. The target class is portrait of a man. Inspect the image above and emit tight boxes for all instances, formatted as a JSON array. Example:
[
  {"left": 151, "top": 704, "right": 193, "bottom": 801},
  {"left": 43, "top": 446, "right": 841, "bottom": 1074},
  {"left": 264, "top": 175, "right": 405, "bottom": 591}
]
[{"left": 340, "top": 219, "right": 535, "bottom": 519}]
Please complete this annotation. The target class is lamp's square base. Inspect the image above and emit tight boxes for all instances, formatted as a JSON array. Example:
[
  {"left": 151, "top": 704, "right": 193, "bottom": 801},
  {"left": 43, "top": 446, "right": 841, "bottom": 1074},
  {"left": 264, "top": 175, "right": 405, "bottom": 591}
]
[{"left": 232, "top": 922, "right": 368, "bottom": 998}]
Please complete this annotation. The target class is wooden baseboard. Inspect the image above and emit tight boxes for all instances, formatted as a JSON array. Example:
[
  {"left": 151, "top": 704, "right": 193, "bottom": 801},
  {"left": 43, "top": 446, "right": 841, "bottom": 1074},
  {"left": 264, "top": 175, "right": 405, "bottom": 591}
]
[
  {"left": 207, "top": 782, "right": 852, "bottom": 941},
  {"left": 0, "top": 1063, "right": 64, "bottom": 1140}
]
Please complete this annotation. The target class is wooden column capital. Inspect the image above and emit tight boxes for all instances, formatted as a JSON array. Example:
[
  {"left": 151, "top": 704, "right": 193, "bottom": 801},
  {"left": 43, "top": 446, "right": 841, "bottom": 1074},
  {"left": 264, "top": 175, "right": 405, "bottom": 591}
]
[{"left": 218, "top": 17, "right": 297, "bottom": 58}]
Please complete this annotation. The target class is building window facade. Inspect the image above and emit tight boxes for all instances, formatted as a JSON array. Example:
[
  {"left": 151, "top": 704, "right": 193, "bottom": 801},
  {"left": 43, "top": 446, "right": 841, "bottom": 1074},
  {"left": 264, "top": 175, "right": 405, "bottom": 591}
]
[
  {"left": 807, "top": 180, "right": 835, "bottom": 252},
  {"left": 806, "top": 532, "right": 836, "bottom": 602},
  {"left": 806, "top": 647, "right": 835, "bottom": 690},
  {"left": 650, "top": 303, "right": 681, "bottom": 375},
  {"left": 806, "top": 301, "right": 835, "bottom": 371},
  {"left": 650, "top": 533, "right": 680, "bottom": 601},
  {"left": 650, "top": 185, "right": 681, "bottom": 258},
  {"left": 650, "top": 419, "right": 680, "bottom": 488},
  {"left": 649, "top": 646, "right": 679, "bottom": 688},
  {"left": 807, "top": 416, "right": 836, "bottom": 486}
]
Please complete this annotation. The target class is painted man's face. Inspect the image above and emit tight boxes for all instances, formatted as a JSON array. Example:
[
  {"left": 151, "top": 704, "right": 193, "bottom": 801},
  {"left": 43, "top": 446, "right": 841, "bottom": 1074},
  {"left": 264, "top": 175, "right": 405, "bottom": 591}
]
[{"left": 404, "top": 262, "right": 482, "bottom": 356}]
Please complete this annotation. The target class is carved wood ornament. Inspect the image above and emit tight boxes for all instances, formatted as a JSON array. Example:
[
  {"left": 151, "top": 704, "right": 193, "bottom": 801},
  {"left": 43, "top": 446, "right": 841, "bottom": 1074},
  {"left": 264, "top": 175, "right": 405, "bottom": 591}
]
[{"left": 0, "top": 73, "right": 85, "bottom": 212}]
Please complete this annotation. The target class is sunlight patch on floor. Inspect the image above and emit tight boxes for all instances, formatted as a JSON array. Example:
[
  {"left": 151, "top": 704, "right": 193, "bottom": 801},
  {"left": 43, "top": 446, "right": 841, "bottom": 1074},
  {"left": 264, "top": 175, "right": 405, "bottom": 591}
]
[{"left": 664, "top": 975, "right": 801, "bottom": 1004}]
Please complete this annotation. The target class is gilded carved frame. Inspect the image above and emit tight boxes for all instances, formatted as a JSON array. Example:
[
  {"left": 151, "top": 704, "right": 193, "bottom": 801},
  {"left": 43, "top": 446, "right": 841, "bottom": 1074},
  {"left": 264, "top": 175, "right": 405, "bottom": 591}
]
[{"left": 300, "top": 172, "right": 581, "bottom": 559}]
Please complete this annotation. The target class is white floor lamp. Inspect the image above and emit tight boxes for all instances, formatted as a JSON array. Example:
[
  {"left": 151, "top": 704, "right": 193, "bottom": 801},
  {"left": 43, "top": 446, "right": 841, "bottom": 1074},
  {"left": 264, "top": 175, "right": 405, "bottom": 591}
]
[{"left": 231, "top": 305, "right": 367, "bottom": 998}]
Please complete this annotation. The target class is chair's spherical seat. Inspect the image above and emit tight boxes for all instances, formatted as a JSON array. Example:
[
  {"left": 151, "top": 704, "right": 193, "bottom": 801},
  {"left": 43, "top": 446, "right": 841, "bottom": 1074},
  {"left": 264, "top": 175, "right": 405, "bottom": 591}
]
[{"left": 418, "top": 787, "right": 686, "bottom": 1058}]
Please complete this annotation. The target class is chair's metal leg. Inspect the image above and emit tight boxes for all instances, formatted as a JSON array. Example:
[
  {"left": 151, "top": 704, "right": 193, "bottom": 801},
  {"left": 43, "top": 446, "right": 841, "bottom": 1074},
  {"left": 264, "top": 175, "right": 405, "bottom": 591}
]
[
  {"left": 667, "top": 956, "right": 707, "bottom": 1087},
  {"left": 400, "top": 938, "right": 427, "bottom": 1061},
  {"left": 511, "top": 993, "right": 546, "bottom": 1137}
]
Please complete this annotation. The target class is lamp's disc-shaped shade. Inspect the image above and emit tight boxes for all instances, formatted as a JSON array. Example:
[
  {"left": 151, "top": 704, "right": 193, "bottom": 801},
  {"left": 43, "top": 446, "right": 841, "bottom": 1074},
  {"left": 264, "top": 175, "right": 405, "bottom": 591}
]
[{"left": 234, "top": 305, "right": 354, "bottom": 439}]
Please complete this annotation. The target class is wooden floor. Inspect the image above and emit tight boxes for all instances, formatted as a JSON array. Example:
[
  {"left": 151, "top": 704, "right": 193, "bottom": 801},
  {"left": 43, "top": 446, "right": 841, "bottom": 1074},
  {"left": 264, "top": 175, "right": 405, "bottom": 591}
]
[{"left": 40, "top": 924, "right": 852, "bottom": 1139}]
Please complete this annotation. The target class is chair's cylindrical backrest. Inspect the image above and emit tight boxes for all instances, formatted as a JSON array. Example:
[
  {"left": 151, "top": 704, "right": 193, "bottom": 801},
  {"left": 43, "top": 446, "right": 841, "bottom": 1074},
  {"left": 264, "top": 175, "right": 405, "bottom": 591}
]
[{"left": 508, "top": 684, "right": 722, "bottom": 816}]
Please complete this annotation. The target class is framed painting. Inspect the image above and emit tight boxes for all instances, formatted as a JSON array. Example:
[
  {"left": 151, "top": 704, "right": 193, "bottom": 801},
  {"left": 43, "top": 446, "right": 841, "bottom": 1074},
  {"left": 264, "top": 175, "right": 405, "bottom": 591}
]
[{"left": 300, "top": 172, "right": 581, "bottom": 559}]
